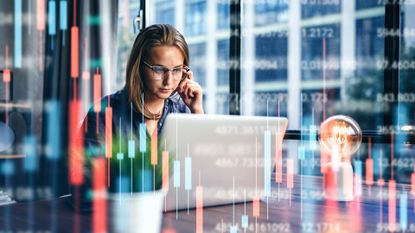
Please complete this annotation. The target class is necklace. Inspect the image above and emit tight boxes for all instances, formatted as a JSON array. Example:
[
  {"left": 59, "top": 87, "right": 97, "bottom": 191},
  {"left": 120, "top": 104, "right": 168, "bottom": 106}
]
[{"left": 144, "top": 104, "right": 163, "bottom": 120}]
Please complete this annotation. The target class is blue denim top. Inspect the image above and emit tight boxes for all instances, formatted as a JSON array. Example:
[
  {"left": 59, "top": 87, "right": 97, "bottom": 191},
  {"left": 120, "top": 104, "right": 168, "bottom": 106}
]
[{"left": 83, "top": 88, "right": 190, "bottom": 150}]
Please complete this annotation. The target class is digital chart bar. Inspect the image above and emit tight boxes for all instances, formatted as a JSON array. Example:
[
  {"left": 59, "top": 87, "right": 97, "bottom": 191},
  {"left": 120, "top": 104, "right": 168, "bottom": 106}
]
[
  {"left": 264, "top": 130, "right": 271, "bottom": 197},
  {"left": 93, "top": 158, "right": 107, "bottom": 233},
  {"left": 128, "top": 140, "right": 135, "bottom": 159},
  {"left": 24, "top": 136, "right": 38, "bottom": 172},
  {"left": 174, "top": 160, "right": 180, "bottom": 188},
  {"left": 196, "top": 185, "right": 203, "bottom": 233},
  {"left": 162, "top": 151, "right": 169, "bottom": 193},
  {"left": 185, "top": 157, "right": 191, "bottom": 191},
  {"left": 354, "top": 160, "right": 362, "bottom": 196},
  {"left": 139, "top": 123, "right": 146, "bottom": 152},
  {"left": 388, "top": 180, "right": 396, "bottom": 232},
  {"left": 46, "top": 101, "right": 61, "bottom": 160},
  {"left": 60, "top": 0, "right": 68, "bottom": 31},
  {"left": 69, "top": 100, "right": 84, "bottom": 185},
  {"left": 93, "top": 70, "right": 102, "bottom": 112},
  {"left": 14, "top": 0, "right": 22, "bottom": 67},
  {"left": 151, "top": 130, "right": 158, "bottom": 165},
  {"left": 48, "top": 0, "right": 56, "bottom": 37},
  {"left": 400, "top": 191, "right": 408, "bottom": 231},
  {"left": 105, "top": 107, "right": 113, "bottom": 159}
]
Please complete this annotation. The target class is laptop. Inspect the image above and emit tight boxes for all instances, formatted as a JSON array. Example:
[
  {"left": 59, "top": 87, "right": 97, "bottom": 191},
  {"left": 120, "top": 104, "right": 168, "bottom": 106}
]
[{"left": 159, "top": 114, "right": 288, "bottom": 211}]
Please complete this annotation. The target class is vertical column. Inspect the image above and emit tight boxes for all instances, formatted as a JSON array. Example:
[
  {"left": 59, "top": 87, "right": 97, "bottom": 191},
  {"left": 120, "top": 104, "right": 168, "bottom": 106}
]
[
  {"left": 341, "top": 0, "right": 356, "bottom": 100},
  {"left": 104, "top": 0, "right": 118, "bottom": 93},
  {"left": 206, "top": 0, "right": 217, "bottom": 114},
  {"left": 147, "top": 0, "right": 155, "bottom": 25},
  {"left": 287, "top": 1, "right": 301, "bottom": 174},
  {"left": 287, "top": 0, "right": 301, "bottom": 130},
  {"left": 243, "top": 0, "right": 255, "bottom": 115},
  {"left": 175, "top": 0, "right": 185, "bottom": 33}
]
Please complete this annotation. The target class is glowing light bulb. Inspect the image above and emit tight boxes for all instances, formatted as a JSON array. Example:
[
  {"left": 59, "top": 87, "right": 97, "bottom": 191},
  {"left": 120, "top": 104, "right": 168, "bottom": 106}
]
[
  {"left": 319, "top": 115, "right": 362, "bottom": 162},
  {"left": 319, "top": 115, "right": 362, "bottom": 201}
]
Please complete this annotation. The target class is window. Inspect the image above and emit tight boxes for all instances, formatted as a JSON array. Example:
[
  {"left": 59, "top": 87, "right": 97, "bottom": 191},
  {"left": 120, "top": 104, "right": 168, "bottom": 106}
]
[
  {"left": 185, "top": 0, "right": 207, "bottom": 36},
  {"left": 255, "top": 32, "right": 288, "bottom": 82},
  {"left": 188, "top": 43, "right": 206, "bottom": 87},
  {"left": 155, "top": 0, "right": 175, "bottom": 25},
  {"left": 217, "top": 39, "right": 229, "bottom": 87},
  {"left": 255, "top": 0, "right": 288, "bottom": 26},
  {"left": 301, "top": 0, "right": 341, "bottom": 19},
  {"left": 217, "top": 0, "right": 230, "bottom": 30}
]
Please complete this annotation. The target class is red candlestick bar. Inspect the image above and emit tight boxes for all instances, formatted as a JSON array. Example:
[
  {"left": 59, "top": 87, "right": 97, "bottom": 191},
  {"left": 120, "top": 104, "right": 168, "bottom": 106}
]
[
  {"left": 196, "top": 186, "right": 204, "bottom": 233},
  {"left": 151, "top": 129, "right": 158, "bottom": 165},
  {"left": 388, "top": 180, "right": 396, "bottom": 232},
  {"left": 93, "top": 158, "right": 107, "bottom": 233},
  {"left": 71, "top": 26, "right": 79, "bottom": 78},
  {"left": 69, "top": 100, "right": 84, "bottom": 185},
  {"left": 93, "top": 70, "right": 102, "bottom": 112}
]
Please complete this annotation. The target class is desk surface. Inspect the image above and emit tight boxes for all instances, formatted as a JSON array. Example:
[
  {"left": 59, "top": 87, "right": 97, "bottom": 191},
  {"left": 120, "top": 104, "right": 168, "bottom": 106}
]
[{"left": 1, "top": 175, "right": 414, "bottom": 233}]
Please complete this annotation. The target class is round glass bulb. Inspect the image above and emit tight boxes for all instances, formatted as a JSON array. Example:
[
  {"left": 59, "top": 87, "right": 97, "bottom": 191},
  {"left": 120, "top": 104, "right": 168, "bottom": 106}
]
[{"left": 318, "top": 115, "right": 362, "bottom": 160}]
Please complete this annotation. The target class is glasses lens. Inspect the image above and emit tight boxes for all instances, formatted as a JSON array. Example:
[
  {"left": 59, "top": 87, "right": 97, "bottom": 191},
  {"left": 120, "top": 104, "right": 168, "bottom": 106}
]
[
  {"left": 152, "top": 66, "right": 166, "bottom": 75},
  {"left": 172, "top": 68, "right": 183, "bottom": 77}
]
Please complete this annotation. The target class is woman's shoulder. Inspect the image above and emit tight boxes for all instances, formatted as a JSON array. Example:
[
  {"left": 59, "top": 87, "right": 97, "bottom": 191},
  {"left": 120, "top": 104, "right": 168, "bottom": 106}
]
[{"left": 87, "top": 89, "right": 128, "bottom": 115}]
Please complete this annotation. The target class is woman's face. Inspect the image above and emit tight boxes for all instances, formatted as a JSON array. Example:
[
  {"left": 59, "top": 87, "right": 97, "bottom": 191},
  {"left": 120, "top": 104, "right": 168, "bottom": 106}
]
[{"left": 142, "top": 46, "right": 185, "bottom": 101}]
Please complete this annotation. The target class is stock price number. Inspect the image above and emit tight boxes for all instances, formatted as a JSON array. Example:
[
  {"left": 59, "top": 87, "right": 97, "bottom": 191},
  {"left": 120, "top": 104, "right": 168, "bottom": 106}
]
[{"left": 302, "top": 222, "right": 340, "bottom": 232}]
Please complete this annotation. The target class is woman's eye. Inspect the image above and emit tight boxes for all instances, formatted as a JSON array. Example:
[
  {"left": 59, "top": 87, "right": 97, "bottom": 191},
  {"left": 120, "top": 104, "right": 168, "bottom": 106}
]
[
  {"left": 153, "top": 66, "right": 166, "bottom": 73},
  {"left": 172, "top": 68, "right": 182, "bottom": 74}
]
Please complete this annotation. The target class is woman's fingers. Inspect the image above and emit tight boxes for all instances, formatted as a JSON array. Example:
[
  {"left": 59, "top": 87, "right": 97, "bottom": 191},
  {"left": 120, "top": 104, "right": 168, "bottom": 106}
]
[
  {"left": 183, "top": 82, "right": 201, "bottom": 99},
  {"left": 178, "top": 70, "right": 193, "bottom": 92}
]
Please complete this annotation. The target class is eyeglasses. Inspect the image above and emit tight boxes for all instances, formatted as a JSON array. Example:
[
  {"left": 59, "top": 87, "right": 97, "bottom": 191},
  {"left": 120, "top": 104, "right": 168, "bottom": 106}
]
[{"left": 142, "top": 61, "right": 189, "bottom": 81}]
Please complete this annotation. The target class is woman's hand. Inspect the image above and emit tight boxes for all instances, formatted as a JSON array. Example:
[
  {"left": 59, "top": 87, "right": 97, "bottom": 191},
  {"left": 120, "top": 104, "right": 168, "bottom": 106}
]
[{"left": 177, "top": 70, "right": 204, "bottom": 114}]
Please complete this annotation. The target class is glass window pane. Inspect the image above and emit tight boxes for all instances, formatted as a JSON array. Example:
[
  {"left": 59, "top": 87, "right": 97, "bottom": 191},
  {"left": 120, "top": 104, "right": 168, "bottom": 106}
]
[
  {"left": 217, "top": 0, "right": 230, "bottom": 30},
  {"left": 185, "top": 0, "right": 207, "bottom": 36},
  {"left": 301, "top": 0, "right": 341, "bottom": 19},
  {"left": 255, "top": 0, "right": 288, "bottom": 26},
  {"left": 255, "top": 32, "right": 288, "bottom": 82},
  {"left": 356, "top": 0, "right": 383, "bottom": 10}
]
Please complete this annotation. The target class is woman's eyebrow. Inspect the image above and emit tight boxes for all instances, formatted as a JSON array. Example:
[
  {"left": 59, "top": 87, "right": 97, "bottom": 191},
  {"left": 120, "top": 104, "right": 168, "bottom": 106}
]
[{"left": 152, "top": 63, "right": 183, "bottom": 68}]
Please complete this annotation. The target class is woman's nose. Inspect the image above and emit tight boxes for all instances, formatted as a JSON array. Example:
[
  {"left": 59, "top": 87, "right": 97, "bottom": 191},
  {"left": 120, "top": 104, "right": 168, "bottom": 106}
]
[{"left": 162, "top": 72, "right": 173, "bottom": 85}]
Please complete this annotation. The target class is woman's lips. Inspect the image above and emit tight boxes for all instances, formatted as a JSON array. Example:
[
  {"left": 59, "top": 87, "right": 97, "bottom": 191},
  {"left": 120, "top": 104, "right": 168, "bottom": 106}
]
[{"left": 159, "top": 88, "right": 171, "bottom": 93}]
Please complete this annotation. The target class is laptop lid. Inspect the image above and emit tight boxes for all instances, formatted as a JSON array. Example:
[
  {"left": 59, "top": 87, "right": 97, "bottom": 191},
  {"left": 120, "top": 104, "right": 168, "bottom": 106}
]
[{"left": 160, "top": 114, "right": 288, "bottom": 211}]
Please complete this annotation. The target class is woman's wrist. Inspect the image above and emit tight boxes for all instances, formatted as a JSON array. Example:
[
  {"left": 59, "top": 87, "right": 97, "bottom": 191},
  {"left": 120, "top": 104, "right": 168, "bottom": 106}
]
[{"left": 191, "top": 106, "right": 204, "bottom": 114}]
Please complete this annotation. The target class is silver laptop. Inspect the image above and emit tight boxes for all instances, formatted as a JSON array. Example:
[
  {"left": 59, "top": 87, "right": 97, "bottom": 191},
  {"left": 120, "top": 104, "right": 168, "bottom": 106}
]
[{"left": 159, "top": 114, "right": 288, "bottom": 211}]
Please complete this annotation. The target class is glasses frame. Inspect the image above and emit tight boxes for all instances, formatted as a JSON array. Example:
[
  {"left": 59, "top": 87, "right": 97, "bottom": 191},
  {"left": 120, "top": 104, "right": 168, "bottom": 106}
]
[{"left": 142, "top": 61, "right": 190, "bottom": 81}]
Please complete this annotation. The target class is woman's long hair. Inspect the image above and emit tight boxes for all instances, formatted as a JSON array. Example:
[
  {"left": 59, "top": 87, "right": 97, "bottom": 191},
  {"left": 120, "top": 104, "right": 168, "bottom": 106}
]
[{"left": 125, "top": 24, "right": 189, "bottom": 120}]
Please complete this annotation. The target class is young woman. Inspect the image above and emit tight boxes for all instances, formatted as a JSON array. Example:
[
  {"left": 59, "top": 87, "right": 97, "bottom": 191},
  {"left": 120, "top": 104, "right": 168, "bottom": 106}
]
[
  {"left": 73, "top": 24, "right": 203, "bottom": 211},
  {"left": 86, "top": 24, "right": 203, "bottom": 140}
]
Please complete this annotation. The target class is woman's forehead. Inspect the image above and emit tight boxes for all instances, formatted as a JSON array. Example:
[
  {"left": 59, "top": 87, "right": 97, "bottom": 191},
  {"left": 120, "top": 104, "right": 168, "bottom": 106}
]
[{"left": 147, "top": 46, "right": 184, "bottom": 65}]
